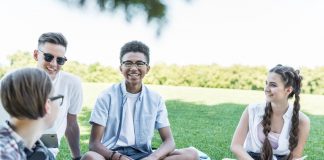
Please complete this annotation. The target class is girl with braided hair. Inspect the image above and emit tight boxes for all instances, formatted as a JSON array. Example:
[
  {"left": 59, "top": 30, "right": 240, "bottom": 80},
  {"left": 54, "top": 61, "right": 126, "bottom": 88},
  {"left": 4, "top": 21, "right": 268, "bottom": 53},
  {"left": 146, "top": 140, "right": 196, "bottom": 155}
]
[{"left": 230, "top": 64, "right": 310, "bottom": 160}]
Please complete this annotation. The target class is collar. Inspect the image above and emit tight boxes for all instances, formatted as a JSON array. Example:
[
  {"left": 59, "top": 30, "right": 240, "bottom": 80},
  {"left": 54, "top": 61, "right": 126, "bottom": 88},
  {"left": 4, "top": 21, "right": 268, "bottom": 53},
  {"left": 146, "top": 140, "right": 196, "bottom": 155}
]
[
  {"left": 51, "top": 71, "right": 61, "bottom": 84},
  {"left": 5, "top": 121, "right": 25, "bottom": 148},
  {"left": 120, "top": 80, "right": 144, "bottom": 101},
  {"left": 256, "top": 103, "right": 294, "bottom": 121}
]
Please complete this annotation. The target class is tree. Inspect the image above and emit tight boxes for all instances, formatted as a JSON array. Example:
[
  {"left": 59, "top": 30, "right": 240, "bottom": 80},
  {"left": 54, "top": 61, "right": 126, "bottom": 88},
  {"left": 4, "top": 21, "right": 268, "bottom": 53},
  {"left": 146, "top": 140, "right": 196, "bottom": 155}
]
[
  {"left": 7, "top": 51, "right": 35, "bottom": 68},
  {"left": 60, "top": 0, "right": 190, "bottom": 35}
]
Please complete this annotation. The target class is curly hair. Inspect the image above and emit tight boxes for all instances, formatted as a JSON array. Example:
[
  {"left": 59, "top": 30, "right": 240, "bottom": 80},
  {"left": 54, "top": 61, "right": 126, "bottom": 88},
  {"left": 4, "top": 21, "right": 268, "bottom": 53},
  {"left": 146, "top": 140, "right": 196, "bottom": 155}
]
[
  {"left": 261, "top": 64, "right": 302, "bottom": 160},
  {"left": 120, "top": 40, "right": 150, "bottom": 64}
]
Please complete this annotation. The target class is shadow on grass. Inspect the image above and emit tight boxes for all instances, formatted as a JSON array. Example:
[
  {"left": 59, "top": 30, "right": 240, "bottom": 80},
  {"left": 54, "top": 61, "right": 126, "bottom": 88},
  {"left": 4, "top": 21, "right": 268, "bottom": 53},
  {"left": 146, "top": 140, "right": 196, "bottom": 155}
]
[{"left": 56, "top": 101, "right": 324, "bottom": 160}]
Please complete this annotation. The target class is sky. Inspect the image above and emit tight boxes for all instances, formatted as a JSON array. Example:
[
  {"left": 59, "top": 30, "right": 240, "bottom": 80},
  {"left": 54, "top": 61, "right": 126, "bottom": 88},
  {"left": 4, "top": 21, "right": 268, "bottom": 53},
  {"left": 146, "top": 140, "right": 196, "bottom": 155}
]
[{"left": 0, "top": 0, "right": 323, "bottom": 69}]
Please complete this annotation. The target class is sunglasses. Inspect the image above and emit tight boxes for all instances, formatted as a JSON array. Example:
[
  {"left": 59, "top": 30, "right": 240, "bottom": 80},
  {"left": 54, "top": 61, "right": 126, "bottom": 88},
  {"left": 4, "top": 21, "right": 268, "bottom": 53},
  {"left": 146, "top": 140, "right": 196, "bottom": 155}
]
[
  {"left": 38, "top": 49, "right": 67, "bottom": 65},
  {"left": 49, "top": 95, "right": 64, "bottom": 106}
]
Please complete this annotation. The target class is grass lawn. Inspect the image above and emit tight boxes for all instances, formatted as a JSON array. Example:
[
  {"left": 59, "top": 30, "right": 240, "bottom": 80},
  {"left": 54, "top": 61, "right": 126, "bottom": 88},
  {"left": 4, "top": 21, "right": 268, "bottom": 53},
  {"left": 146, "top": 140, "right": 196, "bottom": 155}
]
[{"left": 56, "top": 83, "right": 324, "bottom": 160}]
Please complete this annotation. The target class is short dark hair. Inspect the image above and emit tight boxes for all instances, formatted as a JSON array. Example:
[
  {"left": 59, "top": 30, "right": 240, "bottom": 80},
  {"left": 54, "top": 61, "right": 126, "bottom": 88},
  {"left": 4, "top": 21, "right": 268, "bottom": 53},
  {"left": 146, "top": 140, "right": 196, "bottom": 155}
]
[
  {"left": 120, "top": 41, "right": 150, "bottom": 64},
  {"left": 38, "top": 32, "right": 68, "bottom": 49},
  {"left": 0, "top": 68, "right": 53, "bottom": 119}
]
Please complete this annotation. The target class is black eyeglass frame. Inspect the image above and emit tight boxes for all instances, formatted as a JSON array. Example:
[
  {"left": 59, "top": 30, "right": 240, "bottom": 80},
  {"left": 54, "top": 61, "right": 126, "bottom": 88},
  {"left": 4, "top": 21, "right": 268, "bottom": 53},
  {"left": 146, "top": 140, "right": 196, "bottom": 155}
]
[
  {"left": 49, "top": 95, "right": 64, "bottom": 106},
  {"left": 38, "top": 49, "right": 67, "bottom": 65},
  {"left": 121, "top": 61, "right": 148, "bottom": 68}
]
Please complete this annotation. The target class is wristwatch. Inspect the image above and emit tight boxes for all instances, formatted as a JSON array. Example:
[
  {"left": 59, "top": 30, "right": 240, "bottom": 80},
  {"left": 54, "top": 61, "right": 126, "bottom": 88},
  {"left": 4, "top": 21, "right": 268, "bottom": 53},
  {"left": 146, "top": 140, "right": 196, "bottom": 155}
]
[{"left": 72, "top": 156, "right": 82, "bottom": 160}]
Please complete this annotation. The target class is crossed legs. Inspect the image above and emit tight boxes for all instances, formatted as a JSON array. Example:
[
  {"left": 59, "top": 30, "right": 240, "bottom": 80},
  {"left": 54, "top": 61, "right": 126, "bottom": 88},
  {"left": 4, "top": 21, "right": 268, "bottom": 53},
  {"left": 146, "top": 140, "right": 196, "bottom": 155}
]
[{"left": 81, "top": 147, "right": 199, "bottom": 160}]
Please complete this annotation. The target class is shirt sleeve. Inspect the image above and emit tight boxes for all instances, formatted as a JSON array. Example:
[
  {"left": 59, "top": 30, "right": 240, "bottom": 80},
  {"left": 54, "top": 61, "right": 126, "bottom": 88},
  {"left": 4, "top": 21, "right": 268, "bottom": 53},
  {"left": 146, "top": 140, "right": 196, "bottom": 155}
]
[
  {"left": 155, "top": 97, "right": 170, "bottom": 129},
  {"left": 67, "top": 77, "right": 83, "bottom": 115},
  {"left": 0, "top": 151, "right": 17, "bottom": 160},
  {"left": 0, "top": 140, "right": 24, "bottom": 160},
  {"left": 89, "top": 93, "right": 110, "bottom": 127}
]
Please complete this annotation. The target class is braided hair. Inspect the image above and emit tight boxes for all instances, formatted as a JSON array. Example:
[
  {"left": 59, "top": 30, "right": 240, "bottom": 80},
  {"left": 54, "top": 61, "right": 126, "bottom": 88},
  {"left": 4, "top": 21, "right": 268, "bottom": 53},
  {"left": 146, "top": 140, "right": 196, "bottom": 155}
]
[{"left": 261, "top": 64, "right": 302, "bottom": 160}]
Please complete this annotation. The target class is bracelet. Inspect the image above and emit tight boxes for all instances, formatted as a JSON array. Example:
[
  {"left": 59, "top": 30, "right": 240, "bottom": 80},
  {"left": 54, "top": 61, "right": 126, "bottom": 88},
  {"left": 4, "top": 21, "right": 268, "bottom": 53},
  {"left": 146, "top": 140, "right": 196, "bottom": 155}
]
[
  {"left": 110, "top": 151, "right": 117, "bottom": 160},
  {"left": 72, "top": 156, "right": 82, "bottom": 160}
]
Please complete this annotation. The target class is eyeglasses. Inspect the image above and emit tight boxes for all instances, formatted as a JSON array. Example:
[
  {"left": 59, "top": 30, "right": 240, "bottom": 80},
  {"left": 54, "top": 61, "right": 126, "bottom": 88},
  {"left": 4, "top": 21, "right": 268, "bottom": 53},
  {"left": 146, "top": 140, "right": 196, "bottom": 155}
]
[
  {"left": 49, "top": 95, "right": 64, "bottom": 106},
  {"left": 122, "top": 61, "right": 148, "bottom": 68},
  {"left": 38, "top": 49, "right": 67, "bottom": 65}
]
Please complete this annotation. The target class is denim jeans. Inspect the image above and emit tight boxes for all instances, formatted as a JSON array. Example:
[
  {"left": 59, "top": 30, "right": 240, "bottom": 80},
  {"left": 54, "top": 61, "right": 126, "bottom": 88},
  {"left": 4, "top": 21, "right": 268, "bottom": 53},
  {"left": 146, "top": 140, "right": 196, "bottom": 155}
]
[
  {"left": 247, "top": 151, "right": 288, "bottom": 160},
  {"left": 113, "top": 146, "right": 152, "bottom": 160}
]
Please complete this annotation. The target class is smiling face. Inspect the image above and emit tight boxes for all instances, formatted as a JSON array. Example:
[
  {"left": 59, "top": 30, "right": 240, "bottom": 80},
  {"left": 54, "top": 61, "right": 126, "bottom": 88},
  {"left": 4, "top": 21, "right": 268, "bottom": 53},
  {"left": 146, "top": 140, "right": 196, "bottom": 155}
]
[
  {"left": 120, "top": 52, "right": 150, "bottom": 88},
  {"left": 33, "top": 42, "right": 66, "bottom": 80},
  {"left": 264, "top": 72, "right": 293, "bottom": 103}
]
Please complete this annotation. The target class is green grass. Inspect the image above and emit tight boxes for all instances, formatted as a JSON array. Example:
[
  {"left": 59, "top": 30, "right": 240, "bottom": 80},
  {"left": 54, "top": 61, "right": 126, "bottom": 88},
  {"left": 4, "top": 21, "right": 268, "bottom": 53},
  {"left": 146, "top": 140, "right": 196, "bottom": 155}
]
[{"left": 56, "top": 83, "right": 324, "bottom": 160}]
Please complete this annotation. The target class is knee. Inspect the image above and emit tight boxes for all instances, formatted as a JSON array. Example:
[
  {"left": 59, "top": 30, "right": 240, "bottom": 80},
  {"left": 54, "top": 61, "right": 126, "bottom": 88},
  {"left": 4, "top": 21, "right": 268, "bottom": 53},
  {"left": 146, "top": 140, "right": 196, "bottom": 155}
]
[
  {"left": 81, "top": 151, "right": 103, "bottom": 160},
  {"left": 183, "top": 148, "right": 199, "bottom": 160}
]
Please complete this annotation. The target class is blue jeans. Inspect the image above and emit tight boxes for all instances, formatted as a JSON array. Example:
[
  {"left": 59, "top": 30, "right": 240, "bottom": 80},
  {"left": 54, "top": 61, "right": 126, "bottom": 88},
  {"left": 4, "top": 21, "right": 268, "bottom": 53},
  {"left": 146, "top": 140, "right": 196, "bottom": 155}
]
[
  {"left": 247, "top": 151, "right": 288, "bottom": 160},
  {"left": 112, "top": 146, "right": 152, "bottom": 160}
]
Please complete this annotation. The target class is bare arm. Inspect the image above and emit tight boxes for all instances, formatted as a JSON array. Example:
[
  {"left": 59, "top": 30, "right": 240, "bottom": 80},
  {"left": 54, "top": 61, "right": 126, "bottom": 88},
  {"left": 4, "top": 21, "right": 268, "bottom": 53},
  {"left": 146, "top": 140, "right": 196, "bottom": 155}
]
[
  {"left": 144, "top": 126, "right": 175, "bottom": 160},
  {"left": 65, "top": 113, "right": 81, "bottom": 158},
  {"left": 89, "top": 123, "right": 132, "bottom": 160},
  {"left": 291, "top": 112, "right": 310, "bottom": 159},
  {"left": 89, "top": 123, "right": 114, "bottom": 159},
  {"left": 230, "top": 108, "right": 254, "bottom": 160}
]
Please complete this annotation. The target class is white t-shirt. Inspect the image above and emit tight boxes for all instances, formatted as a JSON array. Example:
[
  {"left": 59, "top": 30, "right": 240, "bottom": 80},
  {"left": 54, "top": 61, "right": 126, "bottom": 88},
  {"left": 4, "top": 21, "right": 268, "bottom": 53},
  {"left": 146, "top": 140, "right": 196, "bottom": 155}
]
[
  {"left": 44, "top": 71, "right": 83, "bottom": 143},
  {"left": 115, "top": 92, "right": 140, "bottom": 147}
]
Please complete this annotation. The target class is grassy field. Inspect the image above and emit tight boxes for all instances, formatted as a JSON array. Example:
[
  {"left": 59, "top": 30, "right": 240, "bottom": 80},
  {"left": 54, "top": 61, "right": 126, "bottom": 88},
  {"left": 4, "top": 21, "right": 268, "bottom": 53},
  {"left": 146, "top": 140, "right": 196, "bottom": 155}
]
[{"left": 57, "top": 83, "right": 324, "bottom": 159}]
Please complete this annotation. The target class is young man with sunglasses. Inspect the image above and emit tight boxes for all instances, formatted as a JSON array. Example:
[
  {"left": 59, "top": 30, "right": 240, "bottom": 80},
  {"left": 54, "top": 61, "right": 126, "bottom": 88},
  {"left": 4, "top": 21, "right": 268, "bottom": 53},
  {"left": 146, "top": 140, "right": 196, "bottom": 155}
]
[
  {"left": 81, "top": 41, "right": 199, "bottom": 160},
  {"left": 33, "top": 32, "right": 83, "bottom": 160}
]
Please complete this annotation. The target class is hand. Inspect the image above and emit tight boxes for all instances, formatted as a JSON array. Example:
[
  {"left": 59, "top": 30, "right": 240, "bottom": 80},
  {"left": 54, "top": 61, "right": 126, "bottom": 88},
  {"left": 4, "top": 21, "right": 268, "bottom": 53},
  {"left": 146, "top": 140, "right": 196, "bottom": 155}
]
[
  {"left": 293, "top": 156, "right": 308, "bottom": 160},
  {"left": 141, "top": 155, "right": 158, "bottom": 160},
  {"left": 119, "top": 155, "right": 133, "bottom": 160},
  {"left": 111, "top": 152, "right": 133, "bottom": 160}
]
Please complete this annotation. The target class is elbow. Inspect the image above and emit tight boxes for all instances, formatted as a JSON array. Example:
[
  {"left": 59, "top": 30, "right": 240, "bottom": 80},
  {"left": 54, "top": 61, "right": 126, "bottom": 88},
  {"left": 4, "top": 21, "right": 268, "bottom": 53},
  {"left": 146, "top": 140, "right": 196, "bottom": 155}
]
[
  {"left": 171, "top": 141, "right": 176, "bottom": 151},
  {"left": 230, "top": 143, "right": 244, "bottom": 157},
  {"left": 167, "top": 138, "right": 176, "bottom": 151},
  {"left": 89, "top": 142, "right": 97, "bottom": 152},
  {"left": 230, "top": 144, "right": 238, "bottom": 154}
]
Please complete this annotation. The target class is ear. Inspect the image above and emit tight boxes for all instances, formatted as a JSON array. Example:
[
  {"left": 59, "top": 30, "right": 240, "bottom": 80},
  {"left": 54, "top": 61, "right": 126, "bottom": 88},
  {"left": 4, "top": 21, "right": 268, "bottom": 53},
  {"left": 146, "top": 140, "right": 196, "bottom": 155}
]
[
  {"left": 44, "top": 100, "right": 51, "bottom": 114},
  {"left": 33, "top": 50, "right": 39, "bottom": 61},
  {"left": 119, "top": 65, "right": 122, "bottom": 72},
  {"left": 146, "top": 65, "right": 150, "bottom": 73},
  {"left": 286, "top": 86, "right": 293, "bottom": 95}
]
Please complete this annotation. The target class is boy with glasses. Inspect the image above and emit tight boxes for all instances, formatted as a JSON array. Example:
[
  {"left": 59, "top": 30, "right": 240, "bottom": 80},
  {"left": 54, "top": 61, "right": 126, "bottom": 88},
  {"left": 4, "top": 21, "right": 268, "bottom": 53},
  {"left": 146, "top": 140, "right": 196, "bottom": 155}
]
[
  {"left": 81, "top": 41, "right": 199, "bottom": 160},
  {"left": 33, "top": 32, "right": 83, "bottom": 159},
  {"left": 0, "top": 68, "right": 59, "bottom": 160}
]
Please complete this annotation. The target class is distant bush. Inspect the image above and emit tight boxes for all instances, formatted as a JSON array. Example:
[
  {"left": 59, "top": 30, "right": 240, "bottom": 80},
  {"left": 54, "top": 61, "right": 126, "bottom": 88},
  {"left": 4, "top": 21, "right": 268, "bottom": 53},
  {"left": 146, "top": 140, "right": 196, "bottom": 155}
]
[
  {"left": 1, "top": 51, "right": 323, "bottom": 95},
  {"left": 144, "top": 63, "right": 267, "bottom": 90}
]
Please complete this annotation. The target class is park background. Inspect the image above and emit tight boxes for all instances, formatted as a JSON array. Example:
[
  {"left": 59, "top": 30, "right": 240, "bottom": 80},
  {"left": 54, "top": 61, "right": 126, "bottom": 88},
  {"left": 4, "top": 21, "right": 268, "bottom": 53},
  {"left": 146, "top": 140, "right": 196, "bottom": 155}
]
[{"left": 1, "top": 0, "right": 324, "bottom": 159}]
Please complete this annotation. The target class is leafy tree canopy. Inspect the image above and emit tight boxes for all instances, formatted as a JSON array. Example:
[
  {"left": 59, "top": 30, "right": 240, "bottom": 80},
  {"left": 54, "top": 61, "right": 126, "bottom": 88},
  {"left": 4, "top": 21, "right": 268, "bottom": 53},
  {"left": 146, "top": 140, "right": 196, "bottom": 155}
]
[{"left": 60, "top": 0, "right": 190, "bottom": 35}]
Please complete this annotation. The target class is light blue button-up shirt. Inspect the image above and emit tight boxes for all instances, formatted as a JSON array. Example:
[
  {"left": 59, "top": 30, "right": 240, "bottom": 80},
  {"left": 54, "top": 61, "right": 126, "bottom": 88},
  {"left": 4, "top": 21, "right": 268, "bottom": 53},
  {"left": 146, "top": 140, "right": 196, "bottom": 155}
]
[{"left": 89, "top": 81, "right": 170, "bottom": 152}]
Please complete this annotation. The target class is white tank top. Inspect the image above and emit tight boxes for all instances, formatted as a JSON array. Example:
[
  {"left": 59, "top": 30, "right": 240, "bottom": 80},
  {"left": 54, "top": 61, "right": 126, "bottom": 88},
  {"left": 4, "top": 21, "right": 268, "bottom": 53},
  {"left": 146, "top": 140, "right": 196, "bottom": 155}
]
[{"left": 257, "top": 123, "right": 280, "bottom": 149}]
